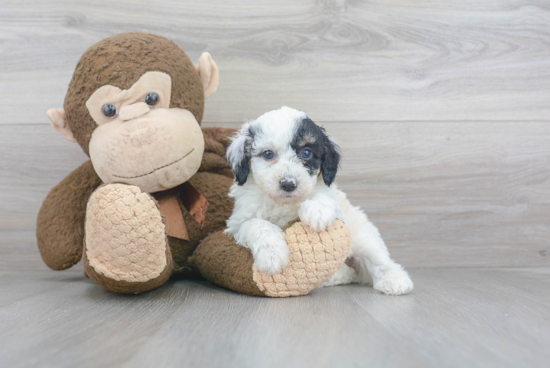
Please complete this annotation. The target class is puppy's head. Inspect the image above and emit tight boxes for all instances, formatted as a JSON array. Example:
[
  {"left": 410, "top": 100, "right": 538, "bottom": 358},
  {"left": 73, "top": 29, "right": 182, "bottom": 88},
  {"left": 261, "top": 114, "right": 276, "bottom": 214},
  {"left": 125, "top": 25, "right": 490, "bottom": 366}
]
[{"left": 226, "top": 106, "right": 340, "bottom": 203}]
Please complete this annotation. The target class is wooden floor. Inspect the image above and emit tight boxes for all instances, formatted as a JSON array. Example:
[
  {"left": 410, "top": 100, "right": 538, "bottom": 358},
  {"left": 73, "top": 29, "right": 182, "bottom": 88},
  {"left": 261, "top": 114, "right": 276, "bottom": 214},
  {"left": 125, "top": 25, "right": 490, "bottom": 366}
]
[{"left": 0, "top": 268, "right": 548, "bottom": 368}]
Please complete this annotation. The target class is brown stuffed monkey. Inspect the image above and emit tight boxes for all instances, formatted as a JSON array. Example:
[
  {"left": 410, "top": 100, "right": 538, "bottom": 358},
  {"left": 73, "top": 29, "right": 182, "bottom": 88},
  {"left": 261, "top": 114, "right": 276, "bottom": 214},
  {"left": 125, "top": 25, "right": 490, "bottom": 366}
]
[{"left": 37, "top": 33, "right": 350, "bottom": 296}]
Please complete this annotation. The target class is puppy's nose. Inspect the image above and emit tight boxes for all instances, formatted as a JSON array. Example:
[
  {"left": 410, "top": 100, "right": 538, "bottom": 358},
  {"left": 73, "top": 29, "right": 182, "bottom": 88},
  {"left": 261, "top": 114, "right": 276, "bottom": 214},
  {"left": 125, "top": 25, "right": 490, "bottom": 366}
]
[{"left": 280, "top": 178, "right": 297, "bottom": 192}]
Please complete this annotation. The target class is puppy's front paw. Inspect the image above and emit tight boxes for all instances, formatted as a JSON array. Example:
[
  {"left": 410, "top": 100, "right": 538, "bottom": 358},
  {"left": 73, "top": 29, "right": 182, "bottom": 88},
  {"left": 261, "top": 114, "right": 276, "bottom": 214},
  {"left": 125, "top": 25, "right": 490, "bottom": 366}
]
[
  {"left": 253, "top": 233, "right": 290, "bottom": 275},
  {"left": 299, "top": 199, "right": 337, "bottom": 232},
  {"left": 374, "top": 268, "right": 414, "bottom": 296}
]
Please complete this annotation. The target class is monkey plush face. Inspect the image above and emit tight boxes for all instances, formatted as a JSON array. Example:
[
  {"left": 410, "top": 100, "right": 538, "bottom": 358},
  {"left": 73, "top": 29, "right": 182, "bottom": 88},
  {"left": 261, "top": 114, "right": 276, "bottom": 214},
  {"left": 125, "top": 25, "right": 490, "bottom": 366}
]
[
  {"left": 46, "top": 33, "right": 219, "bottom": 193},
  {"left": 86, "top": 71, "right": 205, "bottom": 192}
]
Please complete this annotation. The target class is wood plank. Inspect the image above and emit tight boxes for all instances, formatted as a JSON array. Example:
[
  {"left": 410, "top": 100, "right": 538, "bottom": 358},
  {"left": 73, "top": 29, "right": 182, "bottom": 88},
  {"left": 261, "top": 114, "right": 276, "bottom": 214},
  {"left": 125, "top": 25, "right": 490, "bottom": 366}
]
[
  {"left": 0, "top": 268, "right": 549, "bottom": 368},
  {"left": 1, "top": 122, "right": 549, "bottom": 269},
  {"left": 1, "top": 0, "right": 550, "bottom": 124},
  {"left": 334, "top": 121, "right": 550, "bottom": 268},
  {"left": 0, "top": 231, "right": 50, "bottom": 271}
]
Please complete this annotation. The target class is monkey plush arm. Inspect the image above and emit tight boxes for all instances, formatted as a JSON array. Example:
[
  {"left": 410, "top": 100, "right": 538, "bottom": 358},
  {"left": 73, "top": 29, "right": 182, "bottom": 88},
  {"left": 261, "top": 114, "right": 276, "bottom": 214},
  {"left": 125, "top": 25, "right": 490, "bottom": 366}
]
[
  {"left": 199, "top": 127, "right": 236, "bottom": 178},
  {"left": 37, "top": 160, "right": 103, "bottom": 270}
]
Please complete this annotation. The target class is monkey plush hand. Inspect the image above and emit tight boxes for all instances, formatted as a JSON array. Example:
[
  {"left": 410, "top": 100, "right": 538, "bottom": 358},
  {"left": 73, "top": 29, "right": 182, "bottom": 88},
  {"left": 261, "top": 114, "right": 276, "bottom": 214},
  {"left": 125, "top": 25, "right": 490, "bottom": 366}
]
[{"left": 37, "top": 33, "right": 350, "bottom": 295}]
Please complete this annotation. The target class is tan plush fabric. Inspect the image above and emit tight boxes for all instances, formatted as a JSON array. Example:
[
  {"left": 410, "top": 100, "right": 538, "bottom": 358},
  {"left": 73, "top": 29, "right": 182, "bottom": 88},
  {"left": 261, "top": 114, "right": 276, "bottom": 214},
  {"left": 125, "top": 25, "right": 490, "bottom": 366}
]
[
  {"left": 85, "top": 184, "right": 169, "bottom": 282},
  {"left": 195, "top": 52, "right": 219, "bottom": 99},
  {"left": 46, "top": 108, "right": 77, "bottom": 142},
  {"left": 88, "top": 108, "right": 205, "bottom": 193},
  {"left": 253, "top": 220, "right": 351, "bottom": 297},
  {"left": 85, "top": 71, "right": 172, "bottom": 125},
  {"left": 83, "top": 247, "right": 172, "bottom": 294},
  {"left": 191, "top": 220, "right": 351, "bottom": 297}
]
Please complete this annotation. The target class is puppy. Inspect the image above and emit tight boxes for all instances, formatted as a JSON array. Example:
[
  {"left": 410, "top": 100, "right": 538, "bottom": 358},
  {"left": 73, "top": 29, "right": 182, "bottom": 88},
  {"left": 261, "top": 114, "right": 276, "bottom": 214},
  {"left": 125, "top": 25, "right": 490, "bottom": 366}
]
[{"left": 225, "top": 106, "right": 413, "bottom": 295}]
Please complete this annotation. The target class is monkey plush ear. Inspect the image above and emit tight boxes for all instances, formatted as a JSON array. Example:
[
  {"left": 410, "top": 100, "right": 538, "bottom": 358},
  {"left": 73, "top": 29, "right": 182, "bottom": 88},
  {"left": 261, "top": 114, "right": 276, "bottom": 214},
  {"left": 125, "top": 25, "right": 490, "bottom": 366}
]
[
  {"left": 195, "top": 52, "right": 219, "bottom": 99},
  {"left": 46, "top": 109, "right": 77, "bottom": 143}
]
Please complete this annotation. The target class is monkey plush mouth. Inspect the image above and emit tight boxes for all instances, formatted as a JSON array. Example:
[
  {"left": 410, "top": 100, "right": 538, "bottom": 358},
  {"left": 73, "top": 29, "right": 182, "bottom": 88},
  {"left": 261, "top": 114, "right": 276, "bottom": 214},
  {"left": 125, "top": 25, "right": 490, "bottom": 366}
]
[{"left": 112, "top": 148, "right": 195, "bottom": 179}]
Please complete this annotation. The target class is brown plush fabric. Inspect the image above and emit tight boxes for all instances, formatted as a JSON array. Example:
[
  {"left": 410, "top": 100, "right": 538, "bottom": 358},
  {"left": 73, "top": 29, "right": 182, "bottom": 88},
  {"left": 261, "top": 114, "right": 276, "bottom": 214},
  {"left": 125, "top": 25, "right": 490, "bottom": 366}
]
[
  {"left": 199, "top": 152, "right": 232, "bottom": 177},
  {"left": 199, "top": 127, "right": 236, "bottom": 178},
  {"left": 64, "top": 33, "right": 205, "bottom": 155},
  {"left": 36, "top": 160, "right": 103, "bottom": 270},
  {"left": 201, "top": 127, "right": 236, "bottom": 154},
  {"left": 190, "top": 231, "right": 266, "bottom": 297},
  {"left": 168, "top": 237, "right": 202, "bottom": 277},
  {"left": 83, "top": 236, "right": 173, "bottom": 294}
]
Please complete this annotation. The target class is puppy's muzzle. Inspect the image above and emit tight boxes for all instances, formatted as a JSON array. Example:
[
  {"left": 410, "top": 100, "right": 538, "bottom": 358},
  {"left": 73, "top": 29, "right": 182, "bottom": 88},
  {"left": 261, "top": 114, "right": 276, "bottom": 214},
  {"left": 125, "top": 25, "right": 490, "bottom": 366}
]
[{"left": 280, "top": 177, "right": 297, "bottom": 192}]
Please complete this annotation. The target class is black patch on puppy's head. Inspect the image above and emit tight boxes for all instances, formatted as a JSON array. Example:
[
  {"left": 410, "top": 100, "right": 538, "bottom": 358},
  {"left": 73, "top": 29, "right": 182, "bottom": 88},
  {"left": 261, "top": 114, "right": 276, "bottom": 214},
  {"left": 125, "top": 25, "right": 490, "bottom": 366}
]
[{"left": 291, "top": 117, "right": 341, "bottom": 186}]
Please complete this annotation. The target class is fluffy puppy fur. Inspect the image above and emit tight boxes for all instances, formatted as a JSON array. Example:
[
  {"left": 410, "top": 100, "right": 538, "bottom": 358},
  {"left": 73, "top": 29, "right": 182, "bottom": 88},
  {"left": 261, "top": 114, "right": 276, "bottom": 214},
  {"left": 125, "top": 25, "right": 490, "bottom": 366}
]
[{"left": 225, "top": 106, "right": 413, "bottom": 295}]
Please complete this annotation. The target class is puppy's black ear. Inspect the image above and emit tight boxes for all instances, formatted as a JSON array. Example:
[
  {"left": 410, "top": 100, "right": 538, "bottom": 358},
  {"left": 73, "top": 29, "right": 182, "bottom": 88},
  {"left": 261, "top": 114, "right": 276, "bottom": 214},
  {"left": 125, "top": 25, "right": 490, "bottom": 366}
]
[
  {"left": 234, "top": 157, "right": 250, "bottom": 186},
  {"left": 321, "top": 136, "right": 341, "bottom": 187},
  {"left": 226, "top": 124, "right": 252, "bottom": 186}
]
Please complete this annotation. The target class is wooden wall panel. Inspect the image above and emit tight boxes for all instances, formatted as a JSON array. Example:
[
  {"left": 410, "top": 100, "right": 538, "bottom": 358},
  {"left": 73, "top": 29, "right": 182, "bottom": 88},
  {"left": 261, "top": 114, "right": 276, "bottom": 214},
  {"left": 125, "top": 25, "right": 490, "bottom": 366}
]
[{"left": 0, "top": 0, "right": 549, "bottom": 124}]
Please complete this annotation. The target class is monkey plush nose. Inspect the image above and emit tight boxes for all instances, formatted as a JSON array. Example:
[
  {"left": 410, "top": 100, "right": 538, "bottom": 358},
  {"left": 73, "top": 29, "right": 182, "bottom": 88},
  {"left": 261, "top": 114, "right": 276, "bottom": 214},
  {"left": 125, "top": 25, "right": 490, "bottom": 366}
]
[
  {"left": 119, "top": 102, "right": 150, "bottom": 121},
  {"left": 280, "top": 178, "right": 297, "bottom": 192}
]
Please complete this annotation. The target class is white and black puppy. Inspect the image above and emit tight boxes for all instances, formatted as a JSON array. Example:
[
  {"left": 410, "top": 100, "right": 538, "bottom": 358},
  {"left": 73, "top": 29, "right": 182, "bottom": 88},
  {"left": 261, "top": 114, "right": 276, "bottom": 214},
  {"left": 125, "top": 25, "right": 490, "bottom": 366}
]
[{"left": 225, "top": 106, "right": 413, "bottom": 295}]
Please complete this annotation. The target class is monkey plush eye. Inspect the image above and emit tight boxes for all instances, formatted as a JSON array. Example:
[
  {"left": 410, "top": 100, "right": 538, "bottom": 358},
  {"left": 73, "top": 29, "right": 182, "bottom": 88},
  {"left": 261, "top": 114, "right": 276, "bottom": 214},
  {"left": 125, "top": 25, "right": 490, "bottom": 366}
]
[
  {"left": 301, "top": 149, "right": 312, "bottom": 160},
  {"left": 102, "top": 104, "right": 117, "bottom": 118},
  {"left": 262, "top": 150, "right": 274, "bottom": 160},
  {"left": 144, "top": 92, "right": 159, "bottom": 106}
]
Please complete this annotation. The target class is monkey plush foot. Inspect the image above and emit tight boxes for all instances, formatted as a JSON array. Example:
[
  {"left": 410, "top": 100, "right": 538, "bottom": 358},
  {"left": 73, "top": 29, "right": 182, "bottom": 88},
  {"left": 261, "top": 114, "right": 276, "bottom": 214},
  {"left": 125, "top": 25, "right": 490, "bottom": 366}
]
[
  {"left": 190, "top": 220, "right": 351, "bottom": 297},
  {"left": 83, "top": 183, "right": 172, "bottom": 293}
]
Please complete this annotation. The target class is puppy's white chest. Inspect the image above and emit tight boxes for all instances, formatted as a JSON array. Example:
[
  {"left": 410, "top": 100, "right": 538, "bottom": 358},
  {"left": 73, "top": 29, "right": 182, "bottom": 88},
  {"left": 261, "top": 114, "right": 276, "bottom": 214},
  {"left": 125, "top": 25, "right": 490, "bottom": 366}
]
[{"left": 257, "top": 202, "right": 300, "bottom": 228}]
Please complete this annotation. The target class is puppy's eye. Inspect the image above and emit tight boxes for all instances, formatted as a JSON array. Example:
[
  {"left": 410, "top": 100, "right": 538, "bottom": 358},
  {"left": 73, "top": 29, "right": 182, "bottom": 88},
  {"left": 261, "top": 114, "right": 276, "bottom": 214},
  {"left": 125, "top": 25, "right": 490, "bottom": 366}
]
[
  {"left": 262, "top": 150, "right": 274, "bottom": 160},
  {"left": 144, "top": 92, "right": 159, "bottom": 106},
  {"left": 102, "top": 104, "right": 117, "bottom": 118},
  {"left": 301, "top": 149, "right": 312, "bottom": 160}
]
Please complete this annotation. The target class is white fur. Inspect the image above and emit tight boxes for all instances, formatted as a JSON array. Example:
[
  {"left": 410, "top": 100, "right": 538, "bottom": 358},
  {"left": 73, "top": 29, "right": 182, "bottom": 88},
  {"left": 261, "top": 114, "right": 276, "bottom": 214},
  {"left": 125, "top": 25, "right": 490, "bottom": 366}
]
[{"left": 225, "top": 106, "right": 413, "bottom": 295}]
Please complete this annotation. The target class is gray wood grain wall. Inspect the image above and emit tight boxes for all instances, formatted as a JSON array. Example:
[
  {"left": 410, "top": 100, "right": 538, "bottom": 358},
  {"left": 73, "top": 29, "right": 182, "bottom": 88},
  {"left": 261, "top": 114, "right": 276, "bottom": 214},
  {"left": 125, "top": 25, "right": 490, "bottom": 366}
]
[{"left": 1, "top": 0, "right": 549, "bottom": 270}]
